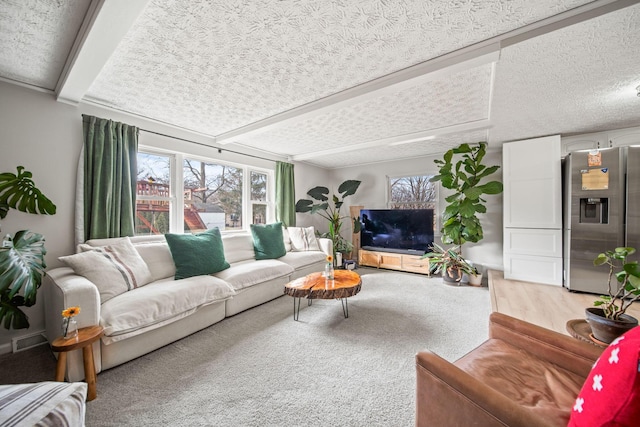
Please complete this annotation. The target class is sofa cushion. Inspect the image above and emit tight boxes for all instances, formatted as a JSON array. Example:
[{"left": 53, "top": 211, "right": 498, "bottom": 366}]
[
  {"left": 278, "top": 251, "right": 326, "bottom": 270},
  {"left": 132, "top": 241, "right": 176, "bottom": 281},
  {"left": 282, "top": 228, "right": 292, "bottom": 252},
  {"left": 60, "top": 237, "right": 153, "bottom": 303},
  {"left": 100, "top": 275, "right": 235, "bottom": 343},
  {"left": 569, "top": 326, "right": 640, "bottom": 426},
  {"left": 165, "top": 228, "right": 230, "bottom": 279},
  {"left": 250, "top": 222, "right": 286, "bottom": 260},
  {"left": 221, "top": 233, "right": 254, "bottom": 264},
  {"left": 214, "top": 259, "right": 293, "bottom": 291},
  {"left": 287, "top": 226, "right": 320, "bottom": 251}
]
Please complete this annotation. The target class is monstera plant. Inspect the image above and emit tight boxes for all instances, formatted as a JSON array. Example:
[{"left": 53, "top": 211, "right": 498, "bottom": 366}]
[
  {"left": 0, "top": 166, "right": 56, "bottom": 329},
  {"left": 295, "top": 180, "right": 361, "bottom": 257}
]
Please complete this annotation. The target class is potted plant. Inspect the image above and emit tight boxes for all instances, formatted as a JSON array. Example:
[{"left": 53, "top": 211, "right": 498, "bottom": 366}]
[
  {"left": 423, "top": 243, "right": 477, "bottom": 285},
  {"left": 427, "top": 142, "right": 502, "bottom": 282},
  {"left": 295, "top": 180, "right": 361, "bottom": 261},
  {"left": 586, "top": 247, "right": 640, "bottom": 343},
  {"left": 0, "top": 166, "right": 56, "bottom": 329}
]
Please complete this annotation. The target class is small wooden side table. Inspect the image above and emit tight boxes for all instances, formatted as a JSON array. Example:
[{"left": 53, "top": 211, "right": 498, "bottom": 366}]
[
  {"left": 51, "top": 325, "right": 104, "bottom": 401},
  {"left": 566, "top": 319, "right": 607, "bottom": 349}
]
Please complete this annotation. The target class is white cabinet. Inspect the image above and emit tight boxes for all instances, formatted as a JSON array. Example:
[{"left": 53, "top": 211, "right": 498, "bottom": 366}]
[
  {"left": 609, "top": 127, "right": 640, "bottom": 148},
  {"left": 561, "top": 132, "right": 607, "bottom": 157},
  {"left": 503, "top": 135, "right": 563, "bottom": 286},
  {"left": 561, "top": 127, "right": 640, "bottom": 156}
]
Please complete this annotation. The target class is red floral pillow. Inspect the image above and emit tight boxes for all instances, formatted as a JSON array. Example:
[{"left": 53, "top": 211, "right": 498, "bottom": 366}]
[{"left": 568, "top": 325, "right": 640, "bottom": 427}]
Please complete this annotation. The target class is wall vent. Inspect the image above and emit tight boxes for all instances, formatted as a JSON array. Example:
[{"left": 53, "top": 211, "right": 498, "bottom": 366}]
[{"left": 12, "top": 330, "right": 48, "bottom": 353}]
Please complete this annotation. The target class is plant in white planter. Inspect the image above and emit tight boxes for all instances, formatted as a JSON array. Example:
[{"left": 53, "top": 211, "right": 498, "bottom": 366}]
[{"left": 586, "top": 247, "right": 640, "bottom": 343}]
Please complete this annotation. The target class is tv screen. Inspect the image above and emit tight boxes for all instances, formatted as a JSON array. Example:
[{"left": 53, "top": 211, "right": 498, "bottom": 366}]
[{"left": 359, "top": 209, "right": 434, "bottom": 255}]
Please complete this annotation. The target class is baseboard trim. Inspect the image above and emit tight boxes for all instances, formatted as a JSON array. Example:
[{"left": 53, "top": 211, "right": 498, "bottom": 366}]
[{"left": 0, "top": 342, "right": 12, "bottom": 355}]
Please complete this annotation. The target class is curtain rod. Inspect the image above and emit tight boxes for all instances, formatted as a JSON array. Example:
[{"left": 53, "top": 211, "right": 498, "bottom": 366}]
[{"left": 140, "top": 128, "right": 279, "bottom": 163}]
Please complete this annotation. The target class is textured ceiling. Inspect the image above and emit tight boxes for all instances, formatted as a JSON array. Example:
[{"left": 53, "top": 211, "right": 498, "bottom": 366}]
[
  {"left": 1, "top": 0, "right": 639, "bottom": 168},
  {"left": 0, "top": 0, "right": 91, "bottom": 89}
]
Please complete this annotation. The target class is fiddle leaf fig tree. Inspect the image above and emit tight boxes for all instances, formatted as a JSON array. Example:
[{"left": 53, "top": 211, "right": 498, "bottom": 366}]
[
  {"left": 430, "top": 142, "right": 502, "bottom": 258},
  {"left": 0, "top": 166, "right": 56, "bottom": 329},
  {"left": 295, "top": 180, "right": 362, "bottom": 255}
]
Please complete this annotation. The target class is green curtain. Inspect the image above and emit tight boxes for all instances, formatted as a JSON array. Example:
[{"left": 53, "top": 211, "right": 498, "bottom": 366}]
[
  {"left": 275, "top": 161, "right": 296, "bottom": 227},
  {"left": 82, "top": 115, "right": 138, "bottom": 241}
]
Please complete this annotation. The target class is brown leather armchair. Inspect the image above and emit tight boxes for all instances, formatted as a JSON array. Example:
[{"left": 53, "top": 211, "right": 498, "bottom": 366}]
[{"left": 416, "top": 312, "right": 603, "bottom": 427}]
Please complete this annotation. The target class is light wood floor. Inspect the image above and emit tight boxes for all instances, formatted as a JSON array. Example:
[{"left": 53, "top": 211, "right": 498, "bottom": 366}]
[{"left": 488, "top": 270, "right": 640, "bottom": 336}]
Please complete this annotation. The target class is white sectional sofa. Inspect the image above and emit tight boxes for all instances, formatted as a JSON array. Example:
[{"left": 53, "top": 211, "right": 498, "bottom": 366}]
[{"left": 44, "top": 227, "right": 331, "bottom": 381}]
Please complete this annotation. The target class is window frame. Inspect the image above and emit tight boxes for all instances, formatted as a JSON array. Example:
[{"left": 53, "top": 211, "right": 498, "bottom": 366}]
[
  {"left": 387, "top": 172, "right": 440, "bottom": 238},
  {"left": 137, "top": 146, "right": 274, "bottom": 235}
]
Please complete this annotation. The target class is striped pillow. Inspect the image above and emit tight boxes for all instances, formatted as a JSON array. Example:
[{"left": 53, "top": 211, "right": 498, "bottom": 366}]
[
  {"left": 288, "top": 226, "right": 320, "bottom": 252},
  {"left": 60, "top": 237, "right": 153, "bottom": 303}
]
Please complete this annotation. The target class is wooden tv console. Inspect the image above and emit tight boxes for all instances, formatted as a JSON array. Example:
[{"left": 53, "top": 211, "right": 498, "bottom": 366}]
[{"left": 358, "top": 249, "right": 431, "bottom": 276}]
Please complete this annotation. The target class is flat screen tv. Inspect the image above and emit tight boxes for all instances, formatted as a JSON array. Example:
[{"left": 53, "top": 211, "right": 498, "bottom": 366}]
[{"left": 359, "top": 209, "right": 434, "bottom": 255}]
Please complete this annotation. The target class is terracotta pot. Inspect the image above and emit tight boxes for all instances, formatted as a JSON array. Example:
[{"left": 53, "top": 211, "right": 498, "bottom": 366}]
[{"left": 585, "top": 307, "right": 638, "bottom": 344}]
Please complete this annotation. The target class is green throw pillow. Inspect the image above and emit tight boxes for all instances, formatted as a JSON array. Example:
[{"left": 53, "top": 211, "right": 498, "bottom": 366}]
[
  {"left": 250, "top": 222, "right": 286, "bottom": 260},
  {"left": 165, "top": 228, "right": 230, "bottom": 279}
]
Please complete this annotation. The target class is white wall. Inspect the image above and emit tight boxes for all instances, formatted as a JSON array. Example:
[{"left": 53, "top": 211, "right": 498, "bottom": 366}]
[
  {"left": 292, "top": 162, "right": 331, "bottom": 233},
  {"left": 330, "top": 150, "right": 504, "bottom": 272}
]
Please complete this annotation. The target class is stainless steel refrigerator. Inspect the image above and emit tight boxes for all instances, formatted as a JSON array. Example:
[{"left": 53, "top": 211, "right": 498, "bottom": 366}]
[{"left": 563, "top": 146, "right": 640, "bottom": 293}]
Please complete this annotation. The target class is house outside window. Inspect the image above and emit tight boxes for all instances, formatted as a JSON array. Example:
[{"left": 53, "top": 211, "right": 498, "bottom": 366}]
[
  {"left": 136, "top": 149, "right": 272, "bottom": 235},
  {"left": 136, "top": 152, "right": 173, "bottom": 235}
]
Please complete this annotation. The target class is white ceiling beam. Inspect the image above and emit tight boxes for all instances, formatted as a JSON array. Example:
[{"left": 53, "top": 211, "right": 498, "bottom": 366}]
[
  {"left": 55, "top": 0, "right": 150, "bottom": 105},
  {"left": 291, "top": 120, "right": 493, "bottom": 161},
  {"left": 217, "top": 45, "right": 500, "bottom": 144}
]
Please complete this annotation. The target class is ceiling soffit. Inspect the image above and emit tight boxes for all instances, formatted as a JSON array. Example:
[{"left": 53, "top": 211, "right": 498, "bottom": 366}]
[
  {"left": 0, "top": 0, "right": 91, "bottom": 90},
  {"left": 233, "top": 64, "right": 493, "bottom": 157},
  {"left": 307, "top": 130, "right": 491, "bottom": 169}
]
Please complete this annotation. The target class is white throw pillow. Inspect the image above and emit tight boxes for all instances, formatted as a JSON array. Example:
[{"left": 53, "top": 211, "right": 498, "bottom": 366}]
[
  {"left": 60, "top": 237, "right": 153, "bottom": 303},
  {"left": 287, "top": 226, "right": 320, "bottom": 252}
]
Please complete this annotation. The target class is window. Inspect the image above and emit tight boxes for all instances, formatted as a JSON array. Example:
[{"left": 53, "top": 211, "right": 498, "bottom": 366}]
[
  {"left": 251, "top": 171, "right": 267, "bottom": 225},
  {"left": 135, "top": 149, "right": 272, "bottom": 235},
  {"left": 389, "top": 174, "right": 438, "bottom": 231},
  {"left": 184, "top": 158, "right": 243, "bottom": 233},
  {"left": 389, "top": 175, "right": 437, "bottom": 210},
  {"left": 136, "top": 152, "right": 172, "bottom": 235}
]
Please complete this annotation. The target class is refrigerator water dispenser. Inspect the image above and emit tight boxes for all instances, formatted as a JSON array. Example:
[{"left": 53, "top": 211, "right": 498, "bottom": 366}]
[{"left": 579, "top": 197, "right": 608, "bottom": 224}]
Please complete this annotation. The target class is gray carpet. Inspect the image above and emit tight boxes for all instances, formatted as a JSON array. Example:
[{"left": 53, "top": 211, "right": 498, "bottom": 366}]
[
  {"left": 0, "top": 269, "right": 491, "bottom": 426},
  {"left": 84, "top": 270, "right": 490, "bottom": 426}
]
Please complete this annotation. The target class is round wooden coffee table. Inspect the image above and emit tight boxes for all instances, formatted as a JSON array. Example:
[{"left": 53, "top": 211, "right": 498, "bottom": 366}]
[{"left": 284, "top": 270, "right": 361, "bottom": 320}]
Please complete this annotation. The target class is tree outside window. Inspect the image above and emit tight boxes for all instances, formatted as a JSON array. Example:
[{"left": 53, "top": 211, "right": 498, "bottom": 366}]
[
  {"left": 251, "top": 171, "right": 267, "bottom": 224},
  {"left": 184, "top": 159, "right": 243, "bottom": 232},
  {"left": 389, "top": 175, "right": 438, "bottom": 230}
]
